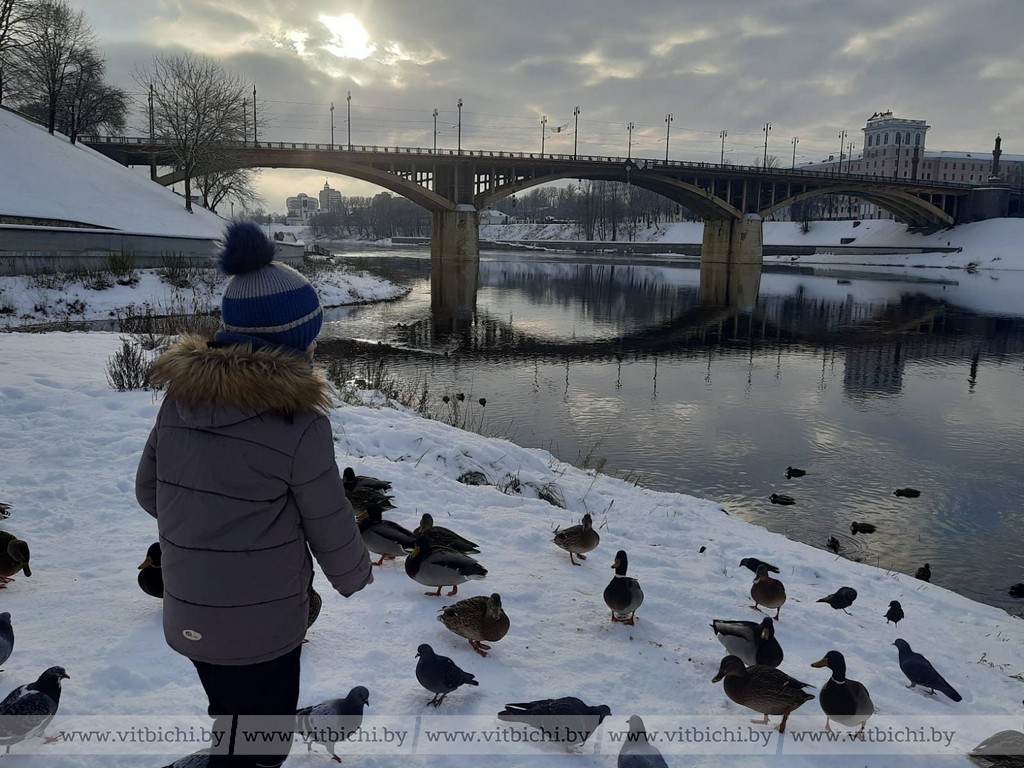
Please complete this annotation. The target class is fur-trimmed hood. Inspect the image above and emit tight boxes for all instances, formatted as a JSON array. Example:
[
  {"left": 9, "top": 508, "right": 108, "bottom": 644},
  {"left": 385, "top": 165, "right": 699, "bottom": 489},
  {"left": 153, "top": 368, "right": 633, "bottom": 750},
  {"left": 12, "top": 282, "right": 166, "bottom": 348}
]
[{"left": 150, "top": 335, "right": 332, "bottom": 416}]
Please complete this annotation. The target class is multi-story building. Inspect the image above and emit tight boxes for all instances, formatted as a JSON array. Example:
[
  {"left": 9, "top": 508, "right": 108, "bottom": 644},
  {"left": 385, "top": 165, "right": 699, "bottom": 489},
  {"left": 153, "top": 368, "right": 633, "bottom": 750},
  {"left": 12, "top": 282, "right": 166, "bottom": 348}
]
[
  {"left": 285, "top": 192, "right": 319, "bottom": 224},
  {"left": 798, "top": 111, "right": 1024, "bottom": 220},
  {"left": 318, "top": 181, "right": 343, "bottom": 213}
]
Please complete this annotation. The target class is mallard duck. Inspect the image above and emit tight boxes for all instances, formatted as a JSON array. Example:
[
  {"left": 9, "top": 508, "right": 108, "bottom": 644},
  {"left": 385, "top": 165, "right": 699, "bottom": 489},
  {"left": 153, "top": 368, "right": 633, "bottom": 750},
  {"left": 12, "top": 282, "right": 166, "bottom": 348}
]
[
  {"left": 785, "top": 467, "right": 806, "bottom": 478},
  {"left": 0, "top": 502, "right": 10, "bottom": 521},
  {"left": 1010, "top": 584, "right": 1024, "bottom": 599},
  {"left": 405, "top": 536, "right": 486, "bottom": 597},
  {"left": 137, "top": 542, "right": 163, "bottom": 599},
  {"left": 0, "top": 531, "right": 30, "bottom": 586},
  {"left": 553, "top": 513, "right": 600, "bottom": 565},
  {"left": 712, "top": 655, "right": 813, "bottom": 732},
  {"left": 711, "top": 617, "right": 783, "bottom": 668},
  {"left": 915, "top": 563, "right": 931, "bottom": 582},
  {"left": 438, "top": 593, "right": 509, "bottom": 656},
  {"left": 826, "top": 536, "right": 841, "bottom": 553},
  {"left": 603, "top": 550, "right": 644, "bottom": 625},
  {"left": 307, "top": 583, "right": 322, "bottom": 630},
  {"left": 970, "top": 700, "right": 1024, "bottom": 768},
  {"left": 850, "top": 522, "right": 877, "bottom": 535},
  {"left": 343, "top": 467, "right": 392, "bottom": 492},
  {"left": 750, "top": 565, "right": 786, "bottom": 619},
  {"left": 810, "top": 650, "right": 874, "bottom": 737},
  {"left": 894, "top": 487, "right": 921, "bottom": 498},
  {"left": 344, "top": 480, "right": 395, "bottom": 522},
  {"left": 414, "top": 513, "right": 479, "bottom": 554},
  {"left": 769, "top": 493, "right": 795, "bottom": 506},
  {"left": 359, "top": 501, "right": 417, "bottom": 566}
]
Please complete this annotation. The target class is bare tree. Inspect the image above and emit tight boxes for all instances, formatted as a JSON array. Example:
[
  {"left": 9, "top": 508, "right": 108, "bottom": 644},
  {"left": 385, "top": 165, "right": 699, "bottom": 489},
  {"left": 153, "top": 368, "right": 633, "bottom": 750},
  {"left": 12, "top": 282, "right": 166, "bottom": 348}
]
[
  {"left": 194, "top": 165, "right": 263, "bottom": 215},
  {"left": 14, "top": 0, "right": 94, "bottom": 133},
  {"left": 135, "top": 52, "right": 253, "bottom": 212},
  {"left": 0, "top": 0, "right": 38, "bottom": 104}
]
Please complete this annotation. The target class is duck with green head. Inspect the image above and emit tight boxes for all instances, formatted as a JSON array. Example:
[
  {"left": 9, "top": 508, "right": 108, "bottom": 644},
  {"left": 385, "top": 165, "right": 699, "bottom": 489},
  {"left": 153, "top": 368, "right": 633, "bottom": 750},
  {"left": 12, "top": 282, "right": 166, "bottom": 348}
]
[
  {"left": 810, "top": 650, "right": 874, "bottom": 738},
  {"left": 603, "top": 550, "right": 644, "bottom": 625},
  {"left": 406, "top": 536, "right": 487, "bottom": 597},
  {"left": 0, "top": 531, "right": 30, "bottom": 587}
]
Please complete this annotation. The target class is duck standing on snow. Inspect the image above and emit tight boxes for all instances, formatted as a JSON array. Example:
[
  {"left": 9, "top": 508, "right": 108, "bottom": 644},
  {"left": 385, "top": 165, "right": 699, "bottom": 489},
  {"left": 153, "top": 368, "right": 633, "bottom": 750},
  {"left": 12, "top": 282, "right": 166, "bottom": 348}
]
[
  {"left": 405, "top": 536, "right": 486, "bottom": 597},
  {"left": 343, "top": 474, "right": 395, "bottom": 521},
  {"left": 711, "top": 617, "right": 783, "bottom": 668},
  {"left": 970, "top": 700, "right": 1024, "bottom": 768},
  {"left": 817, "top": 587, "right": 858, "bottom": 614},
  {"left": 553, "top": 513, "right": 600, "bottom": 565},
  {"left": 359, "top": 501, "right": 417, "bottom": 566},
  {"left": 711, "top": 655, "right": 813, "bottom": 733},
  {"left": 415, "top": 644, "right": 478, "bottom": 707},
  {"left": 0, "top": 530, "right": 30, "bottom": 587},
  {"left": 414, "top": 513, "right": 480, "bottom": 554},
  {"left": 893, "top": 639, "right": 962, "bottom": 702},
  {"left": 750, "top": 565, "right": 787, "bottom": 620},
  {"left": 296, "top": 685, "right": 370, "bottom": 762},
  {"left": 618, "top": 715, "right": 669, "bottom": 768},
  {"left": 810, "top": 650, "right": 874, "bottom": 738},
  {"left": 137, "top": 542, "right": 164, "bottom": 598},
  {"left": 604, "top": 550, "right": 644, "bottom": 625},
  {"left": 0, "top": 613, "right": 12, "bottom": 670},
  {"left": 0, "top": 666, "right": 70, "bottom": 755},
  {"left": 438, "top": 593, "right": 509, "bottom": 657}
]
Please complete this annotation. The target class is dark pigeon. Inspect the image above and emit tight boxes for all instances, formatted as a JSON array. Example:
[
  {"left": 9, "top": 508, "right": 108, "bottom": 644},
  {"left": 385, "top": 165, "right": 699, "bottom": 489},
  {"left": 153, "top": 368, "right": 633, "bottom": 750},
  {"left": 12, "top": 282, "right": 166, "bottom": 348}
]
[
  {"left": 739, "top": 558, "right": 780, "bottom": 574},
  {"left": 415, "top": 644, "right": 477, "bottom": 707},
  {"left": 0, "top": 613, "right": 12, "bottom": 669},
  {"left": 296, "top": 686, "right": 370, "bottom": 761},
  {"left": 915, "top": 563, "right": 932, "bottom": 582},
  {"left": 818, "top": 587, "right": 858, "bottom": 614},
  {"left": 884, "top": 600, "right": 904, "bottom": 626},
  {"left": 498, "top": 696, "right": 611, "bottom": 748},
  {"left": 893, "top": 639, "right": 961, "bottom": 702},
  {"left": 618, "top": 715, "right": 669, "bottom": 768},
  {"left": 0, "top": 666, "right": 70, "bottom": 754}
]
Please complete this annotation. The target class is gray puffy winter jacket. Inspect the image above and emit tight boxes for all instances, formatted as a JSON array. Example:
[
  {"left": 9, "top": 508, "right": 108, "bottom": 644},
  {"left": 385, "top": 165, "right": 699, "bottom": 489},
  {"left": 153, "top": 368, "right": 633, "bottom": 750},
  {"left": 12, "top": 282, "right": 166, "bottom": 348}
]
[{"left": 135, "top": 335, "right": 372, "bottom": 665}]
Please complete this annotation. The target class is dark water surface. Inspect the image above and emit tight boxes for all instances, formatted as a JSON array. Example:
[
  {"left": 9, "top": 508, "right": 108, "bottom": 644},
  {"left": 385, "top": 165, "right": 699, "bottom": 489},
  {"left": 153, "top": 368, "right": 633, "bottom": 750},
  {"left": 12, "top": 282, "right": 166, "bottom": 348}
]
[{"left": 320, "top": 246, "right": 1024, "bottom": 614}]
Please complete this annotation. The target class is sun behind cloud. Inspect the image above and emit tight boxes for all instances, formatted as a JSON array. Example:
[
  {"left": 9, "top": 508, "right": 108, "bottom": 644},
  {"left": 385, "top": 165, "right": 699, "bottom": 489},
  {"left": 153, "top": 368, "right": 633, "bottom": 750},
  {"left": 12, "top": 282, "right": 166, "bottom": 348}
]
[{"left": 319, "top": 13, "right": 376, "bottom": 60}]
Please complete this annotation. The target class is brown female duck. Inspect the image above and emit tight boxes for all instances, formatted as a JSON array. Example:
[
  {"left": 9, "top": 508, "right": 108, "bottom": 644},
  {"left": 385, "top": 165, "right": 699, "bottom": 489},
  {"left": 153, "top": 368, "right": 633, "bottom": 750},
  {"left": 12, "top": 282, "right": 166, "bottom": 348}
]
[
  {"left": 712, "top": 655, "right": 813, "bottom": 732},
  {"left": 552, "top": 513, "right": 599, "bottom": 565},
  {"left": 750, "top": 564, "right": 786, "bottom": 620},
  {"left": 438, "top": 593, "right": 509, "bottom": 656}
]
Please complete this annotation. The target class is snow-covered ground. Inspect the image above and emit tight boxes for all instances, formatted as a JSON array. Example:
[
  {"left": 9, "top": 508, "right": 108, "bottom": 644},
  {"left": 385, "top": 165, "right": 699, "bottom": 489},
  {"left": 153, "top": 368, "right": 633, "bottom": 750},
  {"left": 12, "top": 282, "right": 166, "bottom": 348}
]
[{"left": 1, "top": 328, "right": 1023, "bottom": 767}]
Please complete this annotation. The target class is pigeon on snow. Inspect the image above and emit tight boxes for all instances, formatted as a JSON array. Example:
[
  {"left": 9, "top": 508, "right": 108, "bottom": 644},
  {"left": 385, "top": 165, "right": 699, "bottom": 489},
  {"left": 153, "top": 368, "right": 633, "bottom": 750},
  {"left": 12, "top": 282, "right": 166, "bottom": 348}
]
[
  {"left": 296, "top": 685, "right": 370, "bottom": 762},
  {"left": 0, "top": 666, "right": 70, "bottom": 754}
]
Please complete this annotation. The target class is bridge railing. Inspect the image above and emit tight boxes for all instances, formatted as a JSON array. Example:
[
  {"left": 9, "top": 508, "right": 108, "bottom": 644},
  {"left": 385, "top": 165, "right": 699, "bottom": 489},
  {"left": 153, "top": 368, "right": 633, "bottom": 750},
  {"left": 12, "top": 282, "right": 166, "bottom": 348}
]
[{"left": 84, "top": 135, "right": 973, "bottom": 191}]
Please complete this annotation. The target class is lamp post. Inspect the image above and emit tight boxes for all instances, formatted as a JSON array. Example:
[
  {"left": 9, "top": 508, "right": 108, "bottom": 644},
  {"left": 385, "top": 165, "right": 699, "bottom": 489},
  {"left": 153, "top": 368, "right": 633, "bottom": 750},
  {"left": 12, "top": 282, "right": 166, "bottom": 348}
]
[
  {"left": 346, "top": 91, "right": 352, "bottom": 150},
  {"left": 573, "top": 105, "right": 580, "bottom": 158},
  {"left": 457, "top": 98, "right": 463, "bottom": 153},
  {"left": 837, "top": 130, "right": 847, "bottom": 174},
  {"left": 791, "top": 136, "right": 799, "bottom": 168},
  {"left": 719, "top": 129, "right": 728, "bottom": 164},
  {"left": 664, "top": 113, "right": 673, "bottom": 163},
  {"left": 252, "top": 84, "right": 257, "bottom": 143},
  {"left": 627, "top": 121, "right": 634, "bottom": 160},
  {"left": 540, "top": 115, "right": 547, "bottom": 157},
  {"left": 762, "top": 122, "right": 771, "bottom": 168},
  {"left": 432, "top": 108, "right": 438, "bottom": 152},
  {"left": 330, "top": 102, "right": 334, "bottom": 146},
  {"left": 847, "top": 141, "right": 854, "bottom": 174}
]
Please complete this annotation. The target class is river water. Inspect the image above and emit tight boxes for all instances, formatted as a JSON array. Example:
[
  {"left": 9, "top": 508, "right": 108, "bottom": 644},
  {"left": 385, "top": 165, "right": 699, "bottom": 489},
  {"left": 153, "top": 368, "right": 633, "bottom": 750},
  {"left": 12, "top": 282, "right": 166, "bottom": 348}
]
[{"left": 319, "top": 246, "right": 1024, "bottom": 614}]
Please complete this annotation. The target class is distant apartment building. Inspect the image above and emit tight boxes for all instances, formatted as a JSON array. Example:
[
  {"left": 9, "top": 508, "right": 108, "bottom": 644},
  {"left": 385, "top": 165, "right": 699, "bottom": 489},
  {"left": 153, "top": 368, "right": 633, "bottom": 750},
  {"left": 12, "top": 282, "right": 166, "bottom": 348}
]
[
  {"left": 796, "top": 111, "right": 1024, "bottom": 221},
  {"left": 319, "top": 181, "right": 343, "bottom": 213},
  {"left": 285, "top": 192, "right": 319, "bottom": 224}
]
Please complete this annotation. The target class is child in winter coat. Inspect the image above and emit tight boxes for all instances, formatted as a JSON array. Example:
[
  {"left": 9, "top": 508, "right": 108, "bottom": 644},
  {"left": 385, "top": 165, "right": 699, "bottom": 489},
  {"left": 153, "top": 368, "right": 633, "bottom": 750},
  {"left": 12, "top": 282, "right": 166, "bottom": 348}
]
[{"left": 136, "top": 222, "right": 372, "bottom": 767}]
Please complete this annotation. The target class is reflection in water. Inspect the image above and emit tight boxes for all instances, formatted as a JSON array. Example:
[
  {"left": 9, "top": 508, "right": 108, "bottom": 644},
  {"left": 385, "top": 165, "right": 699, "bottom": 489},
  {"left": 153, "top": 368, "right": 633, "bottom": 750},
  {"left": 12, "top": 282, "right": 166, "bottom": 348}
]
[{"left": 322, "top": 249, "right": 1024, "bottom": 614}]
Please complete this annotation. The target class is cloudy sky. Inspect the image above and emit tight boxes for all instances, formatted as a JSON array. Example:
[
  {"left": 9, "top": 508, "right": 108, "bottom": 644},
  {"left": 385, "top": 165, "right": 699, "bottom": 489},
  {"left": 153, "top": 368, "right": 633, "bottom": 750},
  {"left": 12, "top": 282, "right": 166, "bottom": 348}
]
[{"left": 76, "top": 0, "right": 1023, "bottom": 213}]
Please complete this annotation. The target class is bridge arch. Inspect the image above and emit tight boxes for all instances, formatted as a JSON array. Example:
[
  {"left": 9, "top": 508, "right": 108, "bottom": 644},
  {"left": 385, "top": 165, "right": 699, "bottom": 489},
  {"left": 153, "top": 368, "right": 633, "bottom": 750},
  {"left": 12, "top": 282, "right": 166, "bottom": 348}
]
[{"left": 761, "top": 185, "right": 954, "bottom": 226}]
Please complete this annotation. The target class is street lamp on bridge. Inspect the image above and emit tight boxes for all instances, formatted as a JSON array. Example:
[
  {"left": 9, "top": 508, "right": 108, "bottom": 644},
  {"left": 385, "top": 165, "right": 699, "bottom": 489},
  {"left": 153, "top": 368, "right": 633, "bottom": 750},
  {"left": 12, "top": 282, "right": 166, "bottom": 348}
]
[
  {"left": 573, "top": 106, "right": 581, "bottom": 158},
  {"left": 627, "top": 121, "right": 634, "bottom": 160},
  {"left": 664, "top": 113, "right": 673, "bottom": 163},
  {"left": 457, "top": 98, "right": 463, "bottom": 153},
  {"left": 837, "top": 130, "right": 847, "bottom": 174},
  {"left": 791, "top": 136, "right": 799, "bottom": 169},
  {"left": 541, "top": 115, "right": 547, "bottom": 157},
  {"left": 720, "top": 129, "right": 728, "bottom": 164},
  {"left": 346, "top": 91, "right": 352, "bottom": 150},
  {"left": 762, "top": 122, "right": 771, "bottom": 168},
  {"left": 330, "top": 102, "right": 334, "bottom": 146},
  {"left": 433, "top": 108, "right": 438, "bottom": 152},
  {"left": 847, "top": 141, "right": 855, "bottom": 174}
]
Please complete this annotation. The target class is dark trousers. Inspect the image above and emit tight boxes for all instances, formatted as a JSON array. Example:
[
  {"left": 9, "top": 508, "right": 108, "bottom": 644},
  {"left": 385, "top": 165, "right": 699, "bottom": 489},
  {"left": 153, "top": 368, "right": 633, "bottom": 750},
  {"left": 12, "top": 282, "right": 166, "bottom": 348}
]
[{"left": 192, "top": 645, "right": 302, "bottom": 768}]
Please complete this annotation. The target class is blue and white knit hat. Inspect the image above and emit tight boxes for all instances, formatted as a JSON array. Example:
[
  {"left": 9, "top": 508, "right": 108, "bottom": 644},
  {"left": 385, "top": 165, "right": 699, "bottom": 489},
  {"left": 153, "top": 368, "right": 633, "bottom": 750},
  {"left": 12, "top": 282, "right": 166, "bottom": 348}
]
[{"left": 215, "top": 222, "right": 323, "bottom": 354}]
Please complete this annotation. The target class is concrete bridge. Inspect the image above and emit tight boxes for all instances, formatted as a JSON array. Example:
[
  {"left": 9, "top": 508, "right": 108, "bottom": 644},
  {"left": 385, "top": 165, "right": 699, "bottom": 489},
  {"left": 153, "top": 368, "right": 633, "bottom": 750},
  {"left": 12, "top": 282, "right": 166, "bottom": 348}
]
[{"left": 87, "top": 136, "right": 977, "bottom": 305}]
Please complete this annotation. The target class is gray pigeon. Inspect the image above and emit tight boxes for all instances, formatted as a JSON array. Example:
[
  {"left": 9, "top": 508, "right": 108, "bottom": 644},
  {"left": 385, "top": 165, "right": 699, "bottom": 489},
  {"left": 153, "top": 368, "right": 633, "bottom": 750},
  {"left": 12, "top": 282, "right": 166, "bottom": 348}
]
[
  {"left": 817, "top": 586, "right": 858, "bottom": 614},
  {"left": 498, "top": 696, "right": 611, "bottom": 748},
  {"left": 893, "top": 639, "right": 961, "bottom": 702},
  {"left": 415, "top": 644, "right": 477, "bottom": 707},
  {"left": 618, "top": 715, "right": 669, "bottom": 768},
  {"left": 0, "top": 666, "right": 70, "bottom": 754},
  {"left": 296, "top": 685, "right": 370, "bottom": 761},
  {"left": 0, "top": 613, "right": 12, "bottom": 669}
]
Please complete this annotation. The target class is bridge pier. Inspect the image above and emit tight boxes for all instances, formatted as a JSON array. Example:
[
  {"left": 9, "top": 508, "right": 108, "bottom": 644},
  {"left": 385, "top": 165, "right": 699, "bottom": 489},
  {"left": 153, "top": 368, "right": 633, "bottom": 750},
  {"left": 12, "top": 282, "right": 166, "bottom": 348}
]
[
  {"left": 698, "top": 214, "right": 763, "bottom": 307},
  {"left": 431, "top": 205, "right": 480, "bottom": 260}
]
